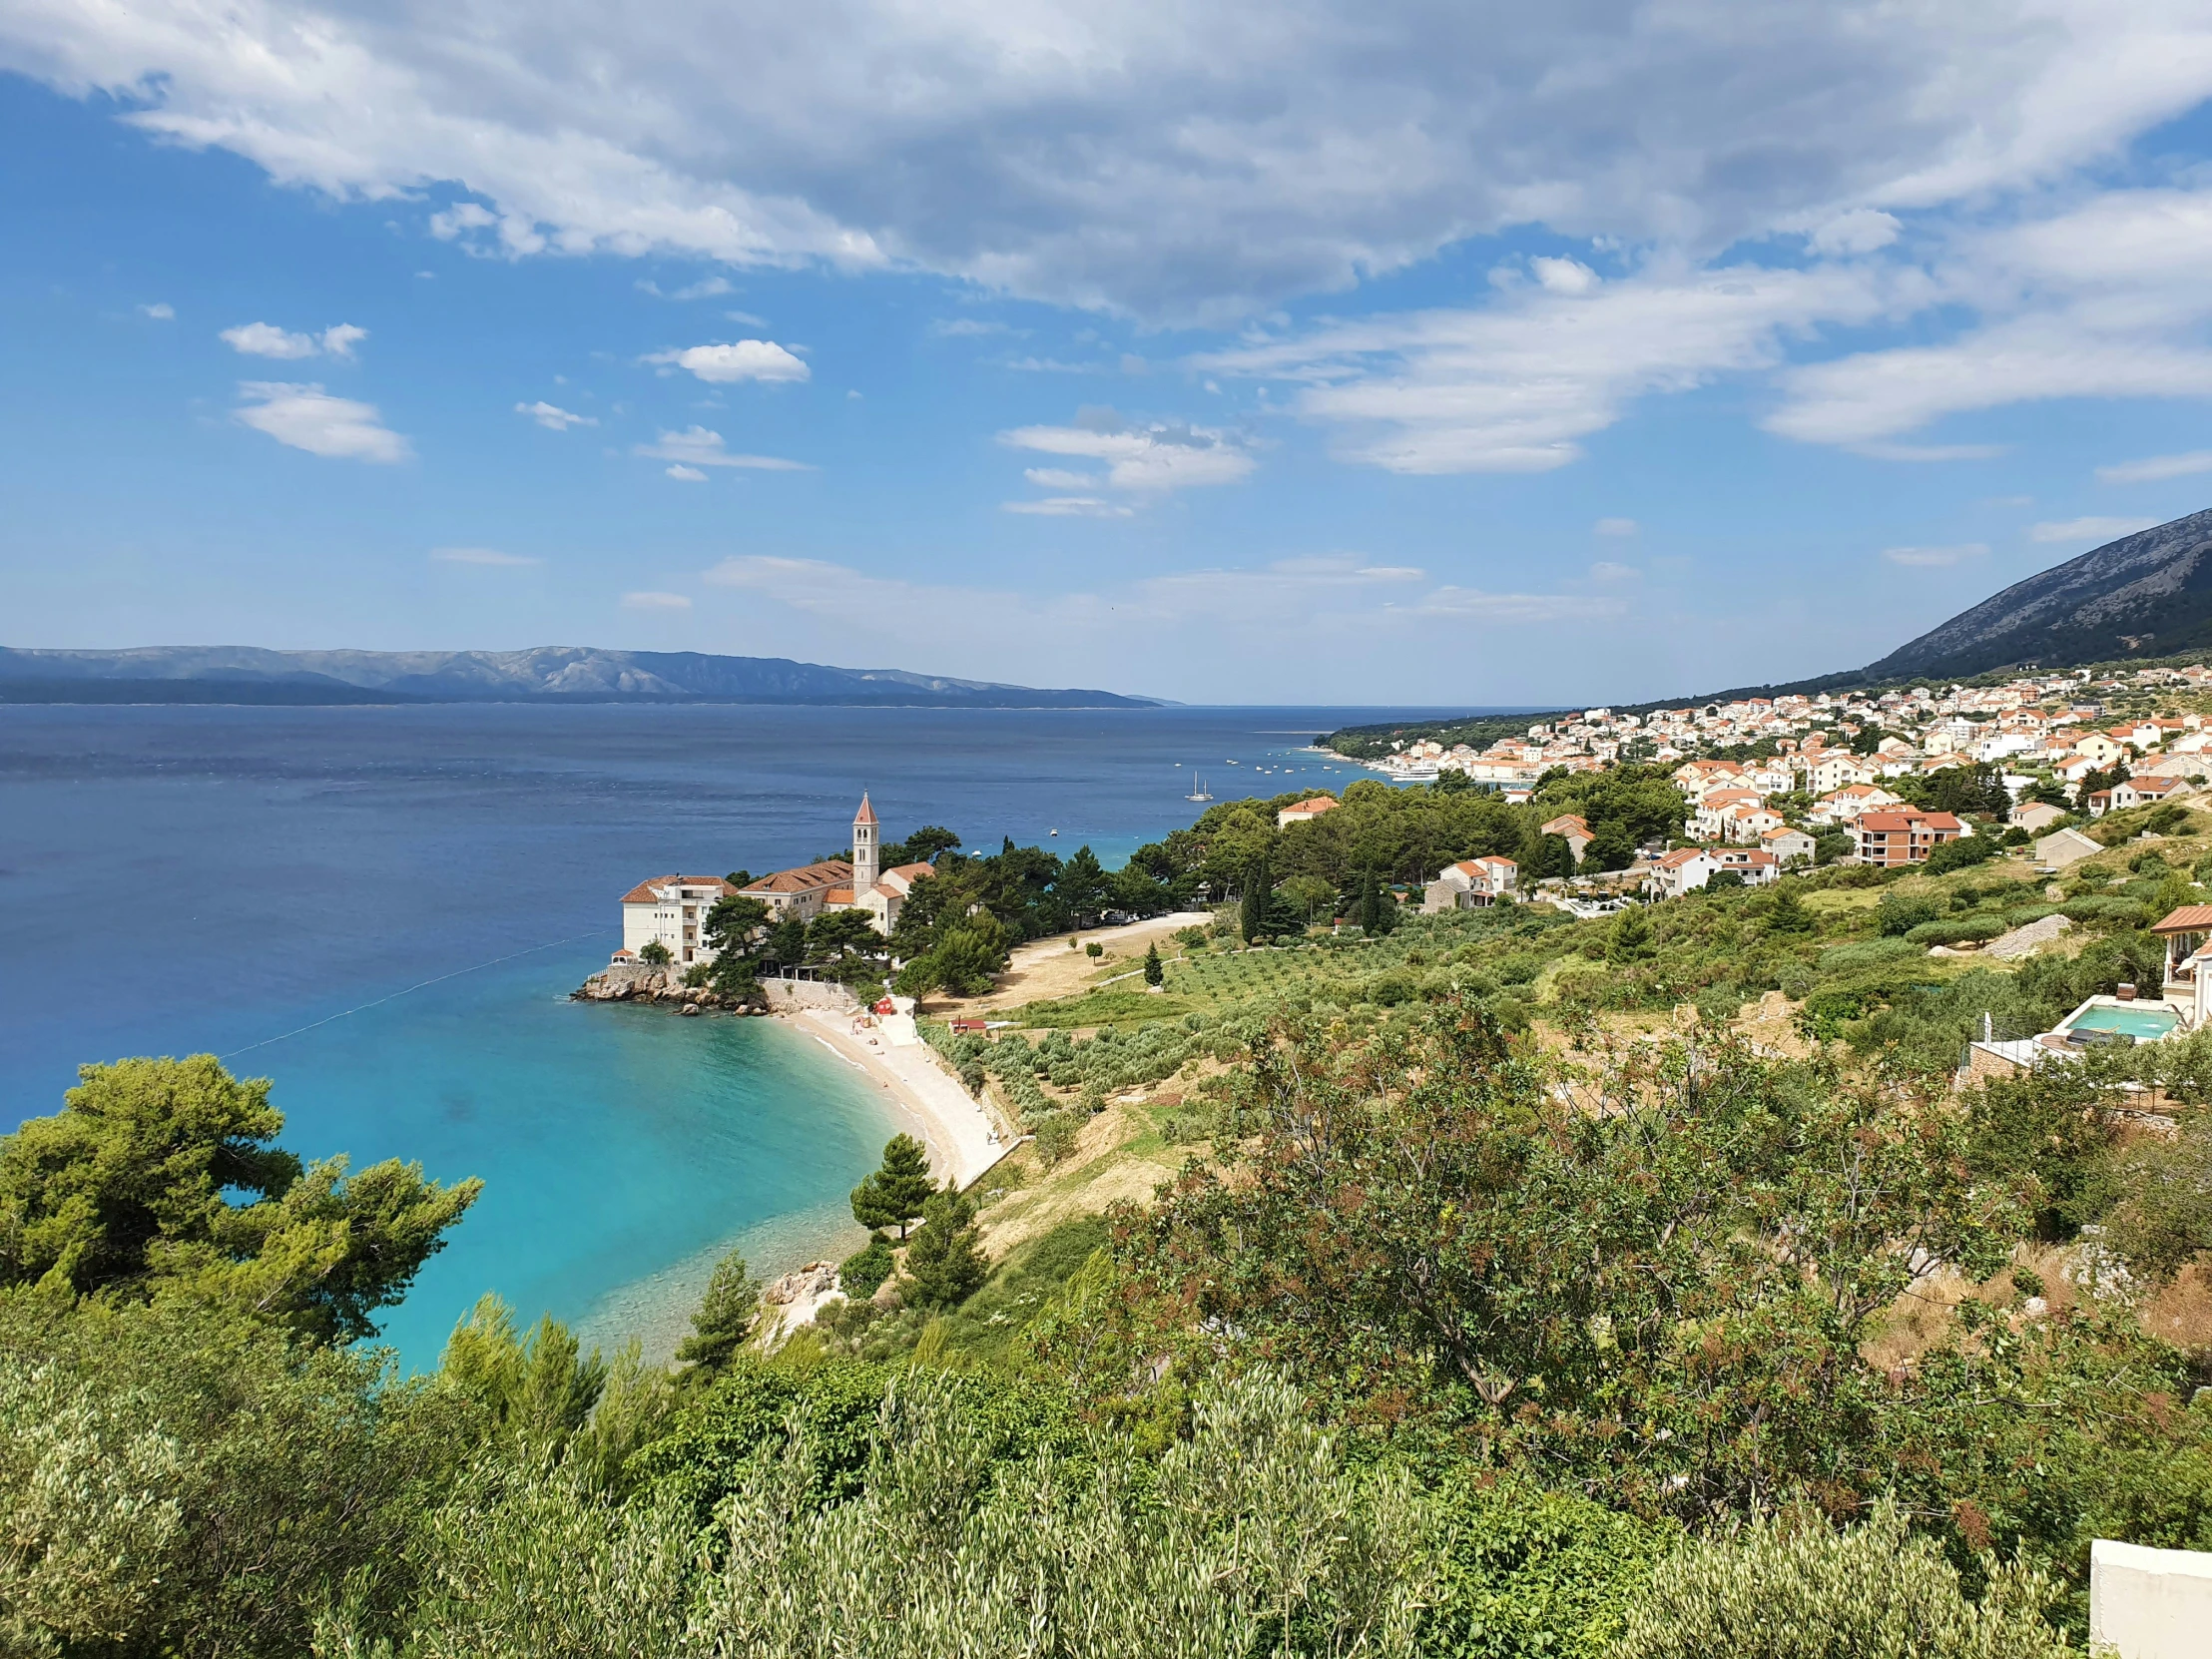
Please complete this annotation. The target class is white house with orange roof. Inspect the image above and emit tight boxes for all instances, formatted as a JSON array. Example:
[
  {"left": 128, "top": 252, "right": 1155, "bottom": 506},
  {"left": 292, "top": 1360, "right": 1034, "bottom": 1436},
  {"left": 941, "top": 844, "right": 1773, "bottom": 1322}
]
[
  {"left": 1808, "top": 783, "right": 1901, "bottom": 826},
  {"left": 1645, "top": 846, "right": 1719, "bottom": 897},
  {"left": 1277, "top": 796, "right": 1341, "bottom": 829},
  {"left": 1762, "top": 826, "right": 1816, "bottom": 865},
  {"left": 1540, "top": 813, "right": 1593, "bottom": 861},
  {"left": 1423, "top": 854, "right": 1518, "bottom": 911},
  {"left": 621, "top": 874, "right": 743, "bottom": 967}
]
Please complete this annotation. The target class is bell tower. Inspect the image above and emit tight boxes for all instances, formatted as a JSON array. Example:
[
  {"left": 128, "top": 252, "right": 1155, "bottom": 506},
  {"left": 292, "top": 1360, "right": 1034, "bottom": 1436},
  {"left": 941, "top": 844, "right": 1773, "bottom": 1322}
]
[{"left": 851, "top": 793, "right": 879, "bottom": 895}]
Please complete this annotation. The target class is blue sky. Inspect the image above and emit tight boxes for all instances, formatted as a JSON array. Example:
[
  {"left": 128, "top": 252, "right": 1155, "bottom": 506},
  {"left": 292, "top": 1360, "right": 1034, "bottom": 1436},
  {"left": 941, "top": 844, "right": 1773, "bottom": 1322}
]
[{"left": 8, "top": 5, "right": 2212, "bottom": 705}]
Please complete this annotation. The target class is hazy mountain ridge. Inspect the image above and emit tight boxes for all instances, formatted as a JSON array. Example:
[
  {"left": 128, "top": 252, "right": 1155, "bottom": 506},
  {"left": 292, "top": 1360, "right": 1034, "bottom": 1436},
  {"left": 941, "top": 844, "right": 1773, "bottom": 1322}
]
[
  {"left": 0, "top": 646, "right": 1161, "bottom": 708},
  {"left": 1861, "top": 507, "right": 2212, "bottom": 682}
]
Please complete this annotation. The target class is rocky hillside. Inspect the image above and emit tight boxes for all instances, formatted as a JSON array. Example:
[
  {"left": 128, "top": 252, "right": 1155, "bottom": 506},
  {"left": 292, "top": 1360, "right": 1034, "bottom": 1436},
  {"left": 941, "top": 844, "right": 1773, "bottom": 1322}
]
[
  {"left": 0, "top": 645, "right": 1160, "bottom": 708},
  {"left": 1861, "top": 507, "right": 2212, "bottom": 681}
]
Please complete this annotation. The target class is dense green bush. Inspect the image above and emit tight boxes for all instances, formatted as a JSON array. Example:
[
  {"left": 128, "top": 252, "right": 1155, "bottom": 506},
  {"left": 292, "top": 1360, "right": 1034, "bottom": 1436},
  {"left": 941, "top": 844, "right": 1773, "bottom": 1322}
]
[
  {"left": 1612, "top": 1498, "right": 2067, "bottom": 1659},
  {"left": 1878, "top": 891, "right": 1944, "bottom": 936},
  {"left": 838, "top": 1236, "right": 895, "bottom": 1301},
  {"left": 1906, "top": 914, "right": 2008, "bottom": 947}
]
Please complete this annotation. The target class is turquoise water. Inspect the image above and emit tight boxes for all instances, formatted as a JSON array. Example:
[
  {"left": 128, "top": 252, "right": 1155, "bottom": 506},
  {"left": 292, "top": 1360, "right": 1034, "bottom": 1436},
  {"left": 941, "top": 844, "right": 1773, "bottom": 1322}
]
[
  {"left": 242, "top": 944, "right": 898, "bottom": 1367},
  {"left": 2065, "top": 1004, "right": 2181, "bottom": 1040},
  {"left": 2, "top": 702, "right": 1488, "bottom": 1369}
]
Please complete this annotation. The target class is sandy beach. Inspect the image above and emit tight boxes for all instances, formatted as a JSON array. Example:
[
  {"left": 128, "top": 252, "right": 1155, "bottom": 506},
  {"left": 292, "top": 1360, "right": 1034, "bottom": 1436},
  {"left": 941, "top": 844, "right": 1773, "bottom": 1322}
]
[{"left": 785, "top": 1004, "right": 1014, "bottom": 1190}]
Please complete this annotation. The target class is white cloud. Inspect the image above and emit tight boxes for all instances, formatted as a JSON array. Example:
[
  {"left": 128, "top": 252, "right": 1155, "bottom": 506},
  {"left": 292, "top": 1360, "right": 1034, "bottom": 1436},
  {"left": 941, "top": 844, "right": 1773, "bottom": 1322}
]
[
  {"left": 1593, "top": 517, "right": 1638, "bottom": 537},
  {"left": 16, "top": 1, "right": 2212, "bottom": 322},
  {"left": 622, "top": 590, "right": 693, "bottom": 608},
  {"left": 1588, "top": 560, "right": 1639, "bottom": 582},
  {"left": 1882, "top": 543, "right": 1988, "bottom": 567},
  {"left": 634, "top": 426, "right": 812, "bottom": 470},
  {"left": 1003, "top": 356, "right": 1102, "bottom": 373},
  {"left": 221, "top": 321, "right": 319, "bottom": 359},
  {"left": 2028, "top": 516, "right": 2159, "bottom": 544},
  {"left": 233, "top": 382, "right": 409, "bottom": 461},
  {"left": 647, "top": 340, "right": 810, "bottom": 383},
  {"left": 220, "top": 321, "right": 368, "bottom": 360},
  {"left": 931, "top": 317, "right": 1020, "bottom": 337},
  {"left": 1529, "top": 257, "right": 1598, "bottom": 295},
  {"left": 2097, "top": 449, "right": 2212, "bottom": 484},
  {"left": 699, "top": 550, "right": 1617, "bottom": 648},
  {"left": 725, "top": 309, "right": 768, "bottom": 325},
  {"left": 1002, "top": 496, "right": 1134, "bottom": 518},
  {"left": 138, "top": 301, "right": 174, "bottom": 319},
  {"left": 433, "top": 546, "right": 538, "bottom": 566},
  {"left": 1849, "top": 442, "right": 2007, "bottom": 462},
  {"left": 665, "top": 463, "right": 708, "bottom": 481},
  {"left": 1409, "top": 587, "right": 1628, "bottom": 622},
  {"left": 1023, "top": 467, "right": 1099, "bottom": 489},
  {"left": 516, "top": 399, "right": 596, "bottom": 430},
  {"left": 1807, "top": 209, "right": 1901, "bottom": 256},
  {"left": 1197, "top": 263, "right": 1897, "bottom": 473},
  {"left": 1000, "top": 411, "right": 1256, "bottom": 491}
]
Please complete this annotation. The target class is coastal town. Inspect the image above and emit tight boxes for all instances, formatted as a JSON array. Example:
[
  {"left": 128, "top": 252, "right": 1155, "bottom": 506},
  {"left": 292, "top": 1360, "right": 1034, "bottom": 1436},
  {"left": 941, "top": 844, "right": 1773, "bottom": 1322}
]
[{"left": 1347, "top": 663, "right": 2212, "bottom": 902}]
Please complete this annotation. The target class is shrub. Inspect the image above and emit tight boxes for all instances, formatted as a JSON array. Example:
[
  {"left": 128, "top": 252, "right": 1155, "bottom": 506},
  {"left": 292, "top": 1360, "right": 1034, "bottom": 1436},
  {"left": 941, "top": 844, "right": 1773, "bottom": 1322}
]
[
  {"left": 838, "top": 1237, "right": 895, "bottom": 1302},
  {"left": 1924, "top": 833, "right": 2000, "bottom": 876},
  {"left": 1905, "top": 915, "right": 2008, "bottom": 947},
  {"left": 1612, "top": 1497, "right": 2068, "bottom": 1659},
  {"left": 1817, "top": 938, "right": 1923, "bottom": 973},
  {"left": 1032, "top": 1112, "right": 1081, "bottom": 1167},
  {"left": 1424, "top": 1475, "right": 1672, "bottom": 1659},
  {"left": 1878, "top": 891, "right": 1944, "bottom": 936}
]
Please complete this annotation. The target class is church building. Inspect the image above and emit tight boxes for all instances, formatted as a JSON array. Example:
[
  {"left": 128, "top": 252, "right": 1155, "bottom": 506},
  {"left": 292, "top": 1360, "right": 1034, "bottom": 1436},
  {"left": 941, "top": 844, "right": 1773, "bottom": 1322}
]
[{"left": 735, "top": 794, "right": 936, "bottom": 933}]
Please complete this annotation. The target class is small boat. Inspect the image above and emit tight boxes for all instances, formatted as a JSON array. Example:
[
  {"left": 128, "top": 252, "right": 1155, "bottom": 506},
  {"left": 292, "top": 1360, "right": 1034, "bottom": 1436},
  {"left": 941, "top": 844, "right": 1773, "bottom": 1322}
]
[
  {"left": 1186, "top": 774, "right": 1213, "bottom": 802},
  {"left": 1049, "top": 828, "right": 1059, "bottom": 836}
]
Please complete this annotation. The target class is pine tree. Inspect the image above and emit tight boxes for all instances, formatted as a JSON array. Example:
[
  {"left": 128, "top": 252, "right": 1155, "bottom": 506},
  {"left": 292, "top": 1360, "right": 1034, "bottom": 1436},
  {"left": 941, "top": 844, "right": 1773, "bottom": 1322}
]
[
  {"left": 902, "top": 1182, "right": 988, "bottom": 1308},
  {"left": 850, "top": 1134, "right": 936, "bottom": 1241},
  {"left": 674, "top": 1248, "right": 759, "bottom": 1374},
  {"left": 1607, "top": 904, "right": 1654, "bottom": 963},
  {"left": 1143, "top": 942, "right": 1165, "bottom": 986},
  {"left": 1765, "top": 883, "right": 1814, "bottom": 935}
]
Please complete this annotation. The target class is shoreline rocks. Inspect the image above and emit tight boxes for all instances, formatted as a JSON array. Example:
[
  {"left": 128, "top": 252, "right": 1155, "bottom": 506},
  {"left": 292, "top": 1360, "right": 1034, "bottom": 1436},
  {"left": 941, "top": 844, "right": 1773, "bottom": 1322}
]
[{"left": 572, "top": 962, "right": 766, "bottom": 1014}]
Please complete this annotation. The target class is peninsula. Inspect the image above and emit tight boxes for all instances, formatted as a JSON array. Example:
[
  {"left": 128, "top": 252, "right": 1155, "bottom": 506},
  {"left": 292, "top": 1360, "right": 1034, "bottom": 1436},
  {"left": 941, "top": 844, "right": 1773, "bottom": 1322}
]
[{"left": 0, "top": 643, "right": 1163, "bottom": 709}]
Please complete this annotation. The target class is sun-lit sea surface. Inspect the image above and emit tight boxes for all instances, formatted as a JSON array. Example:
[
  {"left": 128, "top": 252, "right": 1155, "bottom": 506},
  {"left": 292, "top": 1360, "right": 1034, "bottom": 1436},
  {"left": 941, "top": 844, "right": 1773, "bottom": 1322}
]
[{"left": 0, "top": 701, "right": 1493, "bottom": 1367}]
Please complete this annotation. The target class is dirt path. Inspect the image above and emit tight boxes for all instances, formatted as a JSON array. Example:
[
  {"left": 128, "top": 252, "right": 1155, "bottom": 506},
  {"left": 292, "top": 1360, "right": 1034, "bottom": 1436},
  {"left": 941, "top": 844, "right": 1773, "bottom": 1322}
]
[{"left": 954, "top": 910, "right": 1214, "bottom": 1014}]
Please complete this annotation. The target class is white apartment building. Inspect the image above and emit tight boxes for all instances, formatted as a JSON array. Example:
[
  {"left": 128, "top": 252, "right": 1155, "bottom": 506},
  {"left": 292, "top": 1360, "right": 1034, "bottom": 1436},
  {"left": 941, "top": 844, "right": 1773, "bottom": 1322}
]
[{"left": 620, "top": 875, "right": 742, "bottom": 968}]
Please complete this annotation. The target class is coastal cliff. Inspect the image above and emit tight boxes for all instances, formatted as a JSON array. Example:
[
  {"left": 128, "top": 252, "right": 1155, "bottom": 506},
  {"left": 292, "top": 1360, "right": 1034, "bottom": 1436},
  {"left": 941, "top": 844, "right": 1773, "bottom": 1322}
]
[
  {"left": 572, "top": 961, "right": 763, "bottom": 1014},
  {"left": 573, "top": 961, "right": 861, "bottom": 1015}
]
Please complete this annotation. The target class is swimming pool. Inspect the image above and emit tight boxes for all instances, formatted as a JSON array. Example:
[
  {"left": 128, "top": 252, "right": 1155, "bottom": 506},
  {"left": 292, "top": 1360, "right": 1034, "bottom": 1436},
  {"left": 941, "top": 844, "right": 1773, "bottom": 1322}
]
[{"left": 2063, "top": 1005, "right": 2182, "bottom": 1041}]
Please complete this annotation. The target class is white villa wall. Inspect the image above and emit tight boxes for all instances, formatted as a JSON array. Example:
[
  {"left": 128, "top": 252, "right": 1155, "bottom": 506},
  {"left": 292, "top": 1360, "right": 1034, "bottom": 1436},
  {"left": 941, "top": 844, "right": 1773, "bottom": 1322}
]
[{"left": 2092, "top": 1539, "right": 2212, "bottom": 1658}]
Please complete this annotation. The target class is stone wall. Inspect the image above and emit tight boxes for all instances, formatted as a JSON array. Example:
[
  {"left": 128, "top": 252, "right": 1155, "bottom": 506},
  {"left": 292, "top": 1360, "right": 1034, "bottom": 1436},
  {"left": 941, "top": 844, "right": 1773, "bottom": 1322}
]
[{"left": 762, "top": 976, "right": 861, "bottom": 1014}]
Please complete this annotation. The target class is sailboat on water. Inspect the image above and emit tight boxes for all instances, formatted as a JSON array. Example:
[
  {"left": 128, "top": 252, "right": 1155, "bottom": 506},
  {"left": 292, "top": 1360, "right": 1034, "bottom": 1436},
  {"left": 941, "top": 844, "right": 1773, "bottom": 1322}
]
[{"left": 1185, "top": 773, "right": 1213, "bottom": 803}]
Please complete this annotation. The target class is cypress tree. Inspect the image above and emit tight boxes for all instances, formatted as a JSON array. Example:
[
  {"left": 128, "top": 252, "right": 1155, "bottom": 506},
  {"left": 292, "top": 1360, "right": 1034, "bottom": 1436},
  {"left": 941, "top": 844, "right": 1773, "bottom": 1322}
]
[
  {"left": 1143, "top": 942, "right": 1165, "bottom": 986},
  {"left": 1241, "top": 856, "right": 1272, "bottom": 943}
]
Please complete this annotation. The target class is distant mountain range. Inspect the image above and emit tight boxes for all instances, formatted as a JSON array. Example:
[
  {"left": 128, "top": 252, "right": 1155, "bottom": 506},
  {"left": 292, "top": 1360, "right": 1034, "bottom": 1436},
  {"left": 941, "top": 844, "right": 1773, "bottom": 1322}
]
[
  {"left": 0, "top": 646, "right": 1163, "bottom": 709},
  {"left": 1860, "top": 507, "right": 2212, "bottom": 682}
]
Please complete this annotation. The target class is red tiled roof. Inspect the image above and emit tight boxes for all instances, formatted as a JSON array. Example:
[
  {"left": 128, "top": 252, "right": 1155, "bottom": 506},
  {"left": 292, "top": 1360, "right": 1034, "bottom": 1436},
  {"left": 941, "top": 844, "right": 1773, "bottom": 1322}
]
[
  {"left": 824, "top": 886, "right": 854, "bottom": 904},
  {"left": 621, "top": 875, "right": 739, "bottom": 904},
  {"left": 883, "top": 861, "right": 938, "bottom": 881},
  {"left": 853, "top": 793, "right": 878, "bottom": 827},
  {"left": 741, "top": 859, "right": 854, "bottom": 895},
  {"left": 2154, "top": 905, "right": 2212, "bottom": 934},
  {"left": 1282, "top": 797, "right": 1340, "bottom": 816}
]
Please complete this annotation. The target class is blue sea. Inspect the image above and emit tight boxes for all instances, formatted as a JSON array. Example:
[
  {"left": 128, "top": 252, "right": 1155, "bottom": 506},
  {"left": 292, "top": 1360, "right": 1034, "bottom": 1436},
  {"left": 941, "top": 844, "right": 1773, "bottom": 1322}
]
[{"left": 0, "top": 702, "right": 1483, "bottom": 1366}]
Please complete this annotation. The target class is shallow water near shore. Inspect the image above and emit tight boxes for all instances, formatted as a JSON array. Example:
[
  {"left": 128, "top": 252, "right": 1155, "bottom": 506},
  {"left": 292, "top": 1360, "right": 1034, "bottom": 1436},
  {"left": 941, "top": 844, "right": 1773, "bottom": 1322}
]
[{"left": 1, "top": 700, "right": 1487, "bottom": 1367}]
